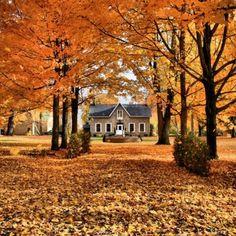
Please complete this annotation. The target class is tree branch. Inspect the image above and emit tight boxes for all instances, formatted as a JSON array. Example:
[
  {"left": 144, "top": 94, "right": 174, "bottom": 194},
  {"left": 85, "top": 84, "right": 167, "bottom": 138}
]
[
  {"left": 217, "top": 98, "right": 236, "bottom": 113},
  {"left": 212, "top": 16, "right": 228, "bottom": 72}
]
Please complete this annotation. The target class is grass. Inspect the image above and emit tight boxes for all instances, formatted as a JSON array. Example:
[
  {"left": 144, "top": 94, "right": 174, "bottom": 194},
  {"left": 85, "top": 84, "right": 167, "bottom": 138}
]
[{"left": 0, "top": 136, "right": 235, "bottom": 235}]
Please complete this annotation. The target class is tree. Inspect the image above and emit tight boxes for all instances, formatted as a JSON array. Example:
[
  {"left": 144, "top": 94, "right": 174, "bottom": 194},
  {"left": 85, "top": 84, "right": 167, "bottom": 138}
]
[
  {"left": 83, "top": 0, "right": 236, "bottom": 158},
  {"left": 169, "top": 2, "right": 236, "bottom": 158},
  {"left": 1, "top": 0, "right": 136, "bottom": 149}
]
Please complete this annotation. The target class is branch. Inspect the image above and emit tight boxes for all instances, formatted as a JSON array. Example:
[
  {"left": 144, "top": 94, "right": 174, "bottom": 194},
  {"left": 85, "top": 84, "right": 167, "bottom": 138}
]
[
  {"left": 219, "top": 90, "right": 236, "bottom": 96},
  {"left": 217, "top": 98, "right": 236, "bottom": 113},
  {"left": 214, "top": 58, "right": 236, "bottom": 75},
  {"left": 196, "top": 32, "right": 209, "bottom": 76},
  {"left": 187, "top": 27, "right": 197, "bottom": 43},
  {"left": 216, "top": 65, "right": 236, "bottom": 97},
  {"left": 212, "top": 16, "right": 228, "bottom": 72},
  {"left": 211, "top": 23, "right": 219, "bottom": 36},
  {"left": 154, "top": 20, "right": 174, "bottom": 54}
]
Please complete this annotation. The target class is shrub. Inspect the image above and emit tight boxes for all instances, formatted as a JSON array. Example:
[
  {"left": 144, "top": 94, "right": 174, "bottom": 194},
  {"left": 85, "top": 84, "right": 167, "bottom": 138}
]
[
  {"left": 80, "top": 130, "right": 91, "bottom": 154},
  {"left": 67, "top": 133, "right": 82, "bottom": 158},
  {"left": 173, "top": 138, "right": 185, "bottom": 167},
  {"left": 150, "top": 124, "right": 155, "bottom": 136},
  {"left": 67, "top": 130, "right": 91, "bottom": 158},
  {"left": 173, "top": 134, "right": 211, "bottom": 176}
]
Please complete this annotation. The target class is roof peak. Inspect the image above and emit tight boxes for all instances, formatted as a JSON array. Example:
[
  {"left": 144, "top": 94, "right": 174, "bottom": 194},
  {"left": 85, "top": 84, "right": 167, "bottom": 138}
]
[
  {"left": 91, "top": 103, "right": 148, "bottom": 106},
  {"left": 89, "top": 103, "right": 151, "bottom": 118}
]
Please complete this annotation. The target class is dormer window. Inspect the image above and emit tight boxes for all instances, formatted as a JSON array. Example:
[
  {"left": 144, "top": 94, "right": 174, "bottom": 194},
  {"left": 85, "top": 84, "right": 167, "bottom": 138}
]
[{"left": 117, "top": 110, "right": 123, "bottom": 120}]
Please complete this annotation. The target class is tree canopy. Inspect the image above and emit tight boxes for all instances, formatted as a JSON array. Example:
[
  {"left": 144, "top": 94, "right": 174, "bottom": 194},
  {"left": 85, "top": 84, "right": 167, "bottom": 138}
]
[{"left": 0, "top": 0, "right": 235, "bottom": 156}]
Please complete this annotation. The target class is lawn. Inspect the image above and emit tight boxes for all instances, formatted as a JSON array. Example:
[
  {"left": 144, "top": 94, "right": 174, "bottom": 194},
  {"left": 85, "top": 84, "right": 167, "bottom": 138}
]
[{"left": 0, "top": 136, "right": 235, "bottom": 235}]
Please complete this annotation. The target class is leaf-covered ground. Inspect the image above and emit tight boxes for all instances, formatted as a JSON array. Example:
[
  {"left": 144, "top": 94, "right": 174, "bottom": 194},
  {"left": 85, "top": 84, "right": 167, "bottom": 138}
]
[{"left": 0, "top": 137, "right": 235, "bottom": 235}]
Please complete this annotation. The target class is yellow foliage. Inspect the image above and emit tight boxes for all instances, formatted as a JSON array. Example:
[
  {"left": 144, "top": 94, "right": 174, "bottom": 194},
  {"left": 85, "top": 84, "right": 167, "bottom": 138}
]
[{"left": 0, "top": 137, "right": 235, "bottom": 234}]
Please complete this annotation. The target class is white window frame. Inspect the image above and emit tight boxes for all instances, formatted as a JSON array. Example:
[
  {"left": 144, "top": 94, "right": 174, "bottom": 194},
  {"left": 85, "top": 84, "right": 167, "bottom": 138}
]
[
  {"left": 105, "top": 123, "right": 112, "bottom": 133},
  {"left": 95, "top": 123, "right": 102, "bottom": 133},
  {"left": 129, "top": 123, "right": 135, "bottom": 133},
  {"left": 117, "top": 110, "right": 123, "bottom": 120},
  {"left": 139, "top": 123, "right": 145, "bottom": 132}
]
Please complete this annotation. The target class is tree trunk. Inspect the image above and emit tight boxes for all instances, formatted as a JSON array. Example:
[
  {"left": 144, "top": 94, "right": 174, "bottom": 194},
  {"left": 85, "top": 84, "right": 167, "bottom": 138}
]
[
  {"left": 231, "top": 127, "right": 235, "bottom": 138},
  {"left": 157, "top": 107, "right": 171, "bottom": 144},
  {"left": 51, "top": 95, "right": 60, "bottom": 151},
  {"left": 39, "top": 112, "right": 43, "bottom": 135},
  {"left": 157, "top": 89, "right": 174, "bottom": 145},
  {"left": 198, "top": 123, "right": 203, "bottom": 137},
  {"left": 71, "top": 87, "right": 79, "bottom": 134},
  {"left": 204, "top": 83, "right": 217, "bottom": 159},
  {"left": 156, "top": 102, "right": 167, "bottom": 144},
  {"left": 61, "top": 96, "right": 69, "bottom": 149},
  {"left": 200, "top": 24, "right": 217, "bottom": 159},
  {"left": 191, "top": 112, "right": 194, "bottom": 134},
  {"left": 6, "top": 113, "right": 14, "bottom": 136},
  {"left": 152, "top": 57, "right": 171, "bottom": 145},
  {"left": 180, "top": 29, "right": 188, "bottom": 136}
]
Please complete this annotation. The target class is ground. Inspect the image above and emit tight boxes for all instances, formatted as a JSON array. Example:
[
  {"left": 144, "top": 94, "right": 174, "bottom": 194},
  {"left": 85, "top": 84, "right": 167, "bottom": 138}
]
[{"left": 0, "top": 136, "right": 235, "bottom": 235}]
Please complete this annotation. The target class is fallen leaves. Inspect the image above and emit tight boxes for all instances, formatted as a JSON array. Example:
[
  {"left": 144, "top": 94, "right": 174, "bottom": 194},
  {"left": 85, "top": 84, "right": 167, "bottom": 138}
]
[{"left": 0, "top": 138, "right": 235, "bottom": 235}]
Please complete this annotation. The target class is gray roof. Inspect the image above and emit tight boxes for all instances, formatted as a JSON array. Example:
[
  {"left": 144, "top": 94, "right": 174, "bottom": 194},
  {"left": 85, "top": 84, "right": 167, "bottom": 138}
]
[{"left": 89, "top": 104, "right": 151, "bottom": 117}]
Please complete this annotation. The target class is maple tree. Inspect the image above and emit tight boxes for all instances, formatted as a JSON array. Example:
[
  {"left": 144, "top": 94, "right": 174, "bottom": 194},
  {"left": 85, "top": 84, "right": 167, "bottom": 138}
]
[
  {"left": 168, "top": 1, "right": 236, "bottom": 158},
  {"left": 1, "top": 0, "right": 235, "bottom": 158},
  {"left": 82, "top": 0, "right": 236, "bottom": 158},
  {"left": 0, "top": 0, "right": 133, "bottom": 149}
]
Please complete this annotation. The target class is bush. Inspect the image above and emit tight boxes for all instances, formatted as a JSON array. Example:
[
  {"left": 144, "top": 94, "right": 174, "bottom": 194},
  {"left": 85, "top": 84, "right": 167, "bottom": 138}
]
[
  {"left": 67, "top": 133, "right": 82, "bottom": 158},
  {"left": 173, "top": 139, "right": 185, "bottom": 167},
  {"left": 150, "top": 124, "right": 155, "bottom": 136},
  {"left": 173, "top": 134, "right": 211, "bottom": 176},
  {"left": 67, "top": 130, "right": 91, "bottom": 158},
  {"left": 80, "top": 130, "right": 91, "bottom": 154}
]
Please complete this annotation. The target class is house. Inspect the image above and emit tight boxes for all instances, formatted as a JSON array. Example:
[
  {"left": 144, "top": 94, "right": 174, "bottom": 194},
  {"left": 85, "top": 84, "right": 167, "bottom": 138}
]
[
  {"left": 13, "top": 111, "right": 53, "bottom": 135},
  {"left": 88, "top": 103, "right": 151, "bottom": 136}
]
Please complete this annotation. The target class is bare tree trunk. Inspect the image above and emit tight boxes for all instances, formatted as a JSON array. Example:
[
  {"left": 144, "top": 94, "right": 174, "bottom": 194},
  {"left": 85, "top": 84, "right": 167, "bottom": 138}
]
[
  {"left": 157, "top": 102, "right": 164, "bottom": 143},
  {"left": 157, "top": 108, "right": 170, "bottom": 144},
  {"left": 61, "top": 96, "right": 69, "bottom": 149},
  {"left": 198, "top": 121, "right": 204, "bottom": 137},
  {"left": 191, "top": 112, "right": 194, "bottom": 134},
  {"left": 196, "top": 24, "right": 218, "bottom": 159},
  {"left": 6, "top": 112, "right": 14, "bottom": 136},
  {"left": 71, "top": 87, "right": 79, "bottom": 134},
  {"left": 151, "top": 55, "right": 172, "bottom": 145},
  {"left": 204, "top": 82, "right": 217, "bottom": 159},
  {"left": 157, "top": 89, "right": 174, "bottom": 145},
  {"left": 51, "top": 95, "right": 60, "bottom": 151},
  {"left": 39, "top": 112, "right": 43, "bottom": 135},
  {"left": 180, "top": 29, "right": 188, "bottom": 136},
  {"left": 231, "top": 127, "right": 235, "bottom": 138}
]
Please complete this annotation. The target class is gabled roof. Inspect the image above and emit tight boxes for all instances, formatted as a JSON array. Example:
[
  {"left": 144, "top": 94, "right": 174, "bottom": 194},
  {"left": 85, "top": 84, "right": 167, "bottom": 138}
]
[
  {"left": 89, "top": 104, "right": 116, "bottom": 117},
  {"left": 89, "top": 103, "right": 151, "bottom": 118},
  {"left": 123, "top": 104, "right": 151, "bottom": 117}
]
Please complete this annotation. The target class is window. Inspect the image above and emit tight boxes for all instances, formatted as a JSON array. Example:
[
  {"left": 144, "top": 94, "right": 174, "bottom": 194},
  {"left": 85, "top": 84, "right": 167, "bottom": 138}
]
[
  {"left": 117, "top": 110, "right": 123, "bottom": 120},
  {"left": 139, "top": 123, "right": 145, "bottom": 132},
  {"left": 106, "top": 123, "right": 112, "bottom": 133},
  {"left": 129, "top": 123, "right": 135, "bottom": 132},
  {"left": 95, "top": 123, "right": 102, "bottom": 133}
]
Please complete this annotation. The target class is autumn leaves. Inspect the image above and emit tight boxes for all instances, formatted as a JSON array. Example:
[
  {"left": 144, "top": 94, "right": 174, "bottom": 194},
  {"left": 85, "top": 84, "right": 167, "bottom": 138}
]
[{"left": 0, "top": 1, "right": 235, "bottom": 156}]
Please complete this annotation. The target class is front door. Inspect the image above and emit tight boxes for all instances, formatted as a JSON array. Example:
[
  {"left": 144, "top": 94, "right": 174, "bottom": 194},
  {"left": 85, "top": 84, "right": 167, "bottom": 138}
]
[
  {"left": 117, "top": 124, "right": 123, "bottom": 131},
  {"left": 116, "top": 124, "right": 124, "bottom": 135}
]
